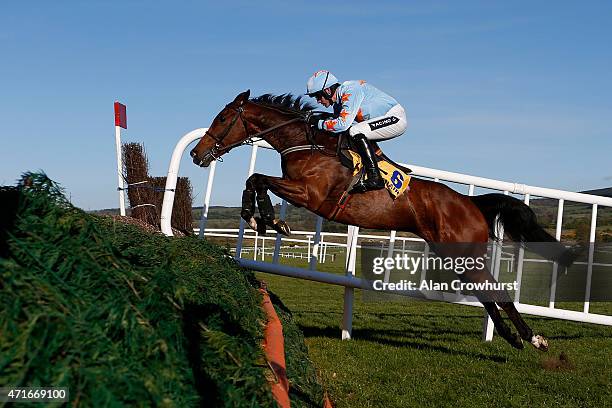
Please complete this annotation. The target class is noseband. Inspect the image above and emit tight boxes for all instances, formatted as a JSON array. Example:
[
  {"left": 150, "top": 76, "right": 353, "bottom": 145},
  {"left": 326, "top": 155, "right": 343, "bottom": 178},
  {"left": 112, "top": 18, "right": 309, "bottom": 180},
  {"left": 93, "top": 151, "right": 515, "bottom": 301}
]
[
  {"left": 200, "top": 104, "right": 304, "bottom": 163},
  {"left": 201, "top": 105, "right": 250, "bottom": 162}
]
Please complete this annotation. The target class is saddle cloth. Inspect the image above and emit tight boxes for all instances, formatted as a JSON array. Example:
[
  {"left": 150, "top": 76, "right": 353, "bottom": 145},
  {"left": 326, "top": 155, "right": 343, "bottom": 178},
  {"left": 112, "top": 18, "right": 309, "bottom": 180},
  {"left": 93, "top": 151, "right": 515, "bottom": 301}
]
[{"left": 347, "top": 150, "right": 411, "bottom": 199}]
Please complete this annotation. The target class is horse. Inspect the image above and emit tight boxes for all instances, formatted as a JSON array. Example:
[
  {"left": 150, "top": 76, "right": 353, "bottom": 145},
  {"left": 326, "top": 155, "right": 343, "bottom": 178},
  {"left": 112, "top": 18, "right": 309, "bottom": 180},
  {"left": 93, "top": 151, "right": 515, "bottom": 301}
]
[{"left": 190, "top": 90, "right": 578, "bottom": 351}]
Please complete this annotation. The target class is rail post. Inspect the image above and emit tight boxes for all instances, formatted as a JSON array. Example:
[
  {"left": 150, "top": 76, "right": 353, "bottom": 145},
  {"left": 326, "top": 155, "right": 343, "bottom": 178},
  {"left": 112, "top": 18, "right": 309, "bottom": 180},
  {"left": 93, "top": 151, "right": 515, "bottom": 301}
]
[{"left": 342, "top": 225, "right": 359, "bottom": 340}]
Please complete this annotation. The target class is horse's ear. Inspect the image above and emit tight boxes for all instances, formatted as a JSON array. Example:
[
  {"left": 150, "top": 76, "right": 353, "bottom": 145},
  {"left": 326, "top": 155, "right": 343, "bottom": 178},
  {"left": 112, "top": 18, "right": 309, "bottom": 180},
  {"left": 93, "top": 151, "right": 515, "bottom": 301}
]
[{"left": 234, "top": 89, "right": 251, "bottom": 105}]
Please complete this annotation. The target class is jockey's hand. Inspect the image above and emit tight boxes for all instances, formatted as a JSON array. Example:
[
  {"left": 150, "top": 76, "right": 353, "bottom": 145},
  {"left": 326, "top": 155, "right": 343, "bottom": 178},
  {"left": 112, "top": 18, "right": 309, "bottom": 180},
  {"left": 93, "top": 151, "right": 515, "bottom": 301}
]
[
  {"left": 307, "top": 113, "right": 322, "bottom": 127},
  {"left": 306, "top": 112, "right": 332, "bottom": 127}
]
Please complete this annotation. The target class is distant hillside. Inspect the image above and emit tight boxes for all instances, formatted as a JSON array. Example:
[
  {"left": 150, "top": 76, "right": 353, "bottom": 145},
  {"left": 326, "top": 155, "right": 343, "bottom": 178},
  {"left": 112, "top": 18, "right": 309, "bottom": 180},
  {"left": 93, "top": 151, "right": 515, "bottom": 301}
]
[
  {"left": 89, "top": 208, "right": 122, "bottom": 216},
  {"left": 92, "top": 185, "right": 612, "bottom": 241},
  {"left": 95, "top": 186, "right": 612, "bottom": 218},
  {"left": 90, "top": 205, "right": 350, "bottom": 234},
  {"left": 581, "top": 187, "right": 612, "bottom": 198},
  {"left": 194, "top": 205, "right": 350, "bottom": 233}
]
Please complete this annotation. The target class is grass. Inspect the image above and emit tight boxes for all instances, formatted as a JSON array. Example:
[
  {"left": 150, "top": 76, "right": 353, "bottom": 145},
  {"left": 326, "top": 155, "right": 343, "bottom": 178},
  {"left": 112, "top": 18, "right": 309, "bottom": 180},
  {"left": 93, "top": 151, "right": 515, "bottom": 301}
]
[{"left": 254, "top": 250, "right": 612, "bottom": 408}]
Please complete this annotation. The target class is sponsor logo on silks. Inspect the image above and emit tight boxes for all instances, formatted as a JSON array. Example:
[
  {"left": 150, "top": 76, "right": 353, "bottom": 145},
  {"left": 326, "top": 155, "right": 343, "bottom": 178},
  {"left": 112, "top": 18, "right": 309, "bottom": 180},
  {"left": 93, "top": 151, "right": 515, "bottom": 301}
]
[{"left": 368, "top": 116, "right": 399, "bottom": 131}]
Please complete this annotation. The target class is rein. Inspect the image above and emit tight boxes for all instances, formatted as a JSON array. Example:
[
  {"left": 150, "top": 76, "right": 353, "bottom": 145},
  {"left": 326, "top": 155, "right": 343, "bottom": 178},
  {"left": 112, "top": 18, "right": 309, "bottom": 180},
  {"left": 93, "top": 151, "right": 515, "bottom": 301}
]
[
  {"left": 202, "top": 103, "right": 336, "bottom": 162},
  {"left": 203, "top": 105, "right": 301, "bottom": 162}
]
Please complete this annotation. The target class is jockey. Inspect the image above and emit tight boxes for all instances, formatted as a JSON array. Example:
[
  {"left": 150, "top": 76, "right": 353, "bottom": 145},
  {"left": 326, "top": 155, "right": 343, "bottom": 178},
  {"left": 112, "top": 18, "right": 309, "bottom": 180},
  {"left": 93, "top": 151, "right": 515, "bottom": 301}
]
[{"left": 306, "top": 70, "right": 407, "bottom": 193}]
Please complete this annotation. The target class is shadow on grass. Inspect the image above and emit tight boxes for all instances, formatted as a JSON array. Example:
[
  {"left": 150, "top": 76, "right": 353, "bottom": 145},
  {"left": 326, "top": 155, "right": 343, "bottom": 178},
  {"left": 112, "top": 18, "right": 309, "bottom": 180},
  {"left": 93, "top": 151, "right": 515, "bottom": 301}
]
[
  {"left": 300, "top": 325, "right": 512, "bottom": 363},
  {"left": 293, "top": 310, "right": 483, "bottom": 337},
  {"left": 290, "top": 309, "right": 484, "bottom": 319},
  {"left": 294, "top": 309, "right": 610, "bottom": 341}
]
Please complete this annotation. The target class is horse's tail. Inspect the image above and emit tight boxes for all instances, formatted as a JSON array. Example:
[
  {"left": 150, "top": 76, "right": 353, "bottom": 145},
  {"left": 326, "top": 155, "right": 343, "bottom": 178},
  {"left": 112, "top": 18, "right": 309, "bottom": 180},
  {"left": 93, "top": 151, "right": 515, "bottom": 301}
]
[{"left": 470, "top": 193, "right": 579, "bottom": 268}]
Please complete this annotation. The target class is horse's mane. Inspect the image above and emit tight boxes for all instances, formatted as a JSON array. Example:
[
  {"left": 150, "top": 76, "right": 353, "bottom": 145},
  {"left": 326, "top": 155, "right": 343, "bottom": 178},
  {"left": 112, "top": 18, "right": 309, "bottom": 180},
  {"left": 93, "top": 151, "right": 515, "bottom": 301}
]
[{"left": 250, "top": 93, "right": 316, "bottom": 116}]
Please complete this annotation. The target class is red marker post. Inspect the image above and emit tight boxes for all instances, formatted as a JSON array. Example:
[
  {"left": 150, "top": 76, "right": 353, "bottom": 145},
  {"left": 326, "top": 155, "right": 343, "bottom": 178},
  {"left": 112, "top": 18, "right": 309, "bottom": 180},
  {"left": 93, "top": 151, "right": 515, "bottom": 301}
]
[{"left": 114, "top": 102, "right": 127, "bottom": 216}]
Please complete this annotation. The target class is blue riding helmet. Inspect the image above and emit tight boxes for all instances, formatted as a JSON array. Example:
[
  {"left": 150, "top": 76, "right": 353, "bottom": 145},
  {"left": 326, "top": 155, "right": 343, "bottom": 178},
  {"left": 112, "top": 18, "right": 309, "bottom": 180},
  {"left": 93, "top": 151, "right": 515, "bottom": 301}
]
[{"left": 306, "top": 70, "right": 339, "bottom": 95}]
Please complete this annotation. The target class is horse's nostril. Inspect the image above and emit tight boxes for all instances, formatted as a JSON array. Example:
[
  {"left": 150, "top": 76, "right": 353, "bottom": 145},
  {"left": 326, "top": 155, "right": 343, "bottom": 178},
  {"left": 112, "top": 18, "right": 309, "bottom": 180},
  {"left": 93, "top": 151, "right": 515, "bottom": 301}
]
[{"left": 190, "top": 150, "right": 196, "bottom": 158}]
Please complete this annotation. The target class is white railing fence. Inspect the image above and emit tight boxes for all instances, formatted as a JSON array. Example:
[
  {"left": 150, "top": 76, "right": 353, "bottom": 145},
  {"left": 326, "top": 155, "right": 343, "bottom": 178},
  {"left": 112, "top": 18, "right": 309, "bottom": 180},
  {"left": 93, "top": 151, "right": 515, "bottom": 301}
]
[{"left": 161, "top": 128, "right": 612, "bottom": 341}]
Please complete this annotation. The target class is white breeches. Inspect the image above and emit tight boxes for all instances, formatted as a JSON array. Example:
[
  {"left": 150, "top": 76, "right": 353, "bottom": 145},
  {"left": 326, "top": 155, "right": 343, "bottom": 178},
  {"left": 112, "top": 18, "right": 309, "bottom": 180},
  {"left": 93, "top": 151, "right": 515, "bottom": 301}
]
[{"left": 349, "top": 104, "right": 407, "bottom": 141}]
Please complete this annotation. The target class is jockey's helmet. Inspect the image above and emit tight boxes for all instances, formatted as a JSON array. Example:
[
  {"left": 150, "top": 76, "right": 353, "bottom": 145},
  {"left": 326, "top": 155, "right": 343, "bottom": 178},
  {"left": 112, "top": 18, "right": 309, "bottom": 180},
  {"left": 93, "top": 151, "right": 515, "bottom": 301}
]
[{"left": 306, "top": 70, "right": 339, "bottom": 96}]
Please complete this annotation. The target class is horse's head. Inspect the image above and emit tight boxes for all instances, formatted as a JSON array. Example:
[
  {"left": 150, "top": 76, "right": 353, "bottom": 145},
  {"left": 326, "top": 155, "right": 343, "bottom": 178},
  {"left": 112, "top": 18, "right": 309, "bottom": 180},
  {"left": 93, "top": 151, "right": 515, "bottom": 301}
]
[{"left": 190, "top": 90, "right": 253, "bottom": 167}]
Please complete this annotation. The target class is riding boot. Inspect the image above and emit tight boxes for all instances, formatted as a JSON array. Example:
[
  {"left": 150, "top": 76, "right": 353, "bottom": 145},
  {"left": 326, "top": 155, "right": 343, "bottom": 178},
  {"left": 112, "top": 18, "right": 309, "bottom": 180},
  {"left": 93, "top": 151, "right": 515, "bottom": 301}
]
[{"left": 349, "top": 133, "right": 386, "bottom": 194}]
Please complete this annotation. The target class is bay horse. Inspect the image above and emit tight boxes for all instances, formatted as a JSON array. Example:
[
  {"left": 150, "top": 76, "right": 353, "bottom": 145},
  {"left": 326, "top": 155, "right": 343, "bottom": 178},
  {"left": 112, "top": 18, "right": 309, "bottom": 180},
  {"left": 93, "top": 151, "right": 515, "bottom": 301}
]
[{"left": 190, "top": 90, "right": 578, "bottom": 351}]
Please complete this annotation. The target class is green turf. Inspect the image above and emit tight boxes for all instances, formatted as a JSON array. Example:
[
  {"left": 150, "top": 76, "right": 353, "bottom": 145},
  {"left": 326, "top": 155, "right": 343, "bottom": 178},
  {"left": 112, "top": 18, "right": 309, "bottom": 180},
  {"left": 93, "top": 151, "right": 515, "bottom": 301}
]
[{"left": 255, "top": 252, "right": 612, "bottom": 408}]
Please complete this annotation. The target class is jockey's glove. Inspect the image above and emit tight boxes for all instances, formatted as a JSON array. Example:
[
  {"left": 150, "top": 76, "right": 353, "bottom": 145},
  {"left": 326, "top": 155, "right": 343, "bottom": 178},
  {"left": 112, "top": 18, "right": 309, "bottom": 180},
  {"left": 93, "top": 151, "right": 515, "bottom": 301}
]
[
  {"left": 307, "top": 112, "right": 333, "bottom": 128},
  {"left": 307, "top": 113, "right": 322, "bottom": 128}
]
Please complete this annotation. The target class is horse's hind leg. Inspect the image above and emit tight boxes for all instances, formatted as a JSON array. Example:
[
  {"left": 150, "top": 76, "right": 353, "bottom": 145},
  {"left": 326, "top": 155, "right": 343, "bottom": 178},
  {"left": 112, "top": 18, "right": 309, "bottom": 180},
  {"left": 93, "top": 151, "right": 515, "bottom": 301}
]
[
  {"left": 459, "top": 265, "right": 525, "bottom": 350},
  {"left": 497, "top": 302, "right": 548, "bottom": 351},
  {"left": 459, "top": 247, "right": 548, "bottom": 351},
  {"left": 425, "top": 187, "right": 547, "bottom": 350},
  {"left": 481, "top": 301, "right": 524, "bottom": 349},
  {"left": 429, "top": 240, "right": 523, "bottom": 348},
  {"left": 460, "top": 257, "right": 548, "bottom": 350}
]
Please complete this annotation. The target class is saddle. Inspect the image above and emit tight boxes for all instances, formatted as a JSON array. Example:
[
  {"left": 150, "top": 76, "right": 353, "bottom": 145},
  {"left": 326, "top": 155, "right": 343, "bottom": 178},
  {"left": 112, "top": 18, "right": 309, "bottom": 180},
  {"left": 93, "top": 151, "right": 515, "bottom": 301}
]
[{"left": 336, "top": 133, "right": 412, "bottom": 199}]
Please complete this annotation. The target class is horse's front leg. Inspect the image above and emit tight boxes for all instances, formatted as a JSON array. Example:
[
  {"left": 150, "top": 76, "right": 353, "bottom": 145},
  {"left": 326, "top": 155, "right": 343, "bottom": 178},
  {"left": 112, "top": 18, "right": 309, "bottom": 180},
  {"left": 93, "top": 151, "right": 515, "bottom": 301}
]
[
  {"left": 240, "top": 184, "right": 260, "bottom": 233},
  {"left": 244, "top": 173, "right": 309, "bottom": 236}
]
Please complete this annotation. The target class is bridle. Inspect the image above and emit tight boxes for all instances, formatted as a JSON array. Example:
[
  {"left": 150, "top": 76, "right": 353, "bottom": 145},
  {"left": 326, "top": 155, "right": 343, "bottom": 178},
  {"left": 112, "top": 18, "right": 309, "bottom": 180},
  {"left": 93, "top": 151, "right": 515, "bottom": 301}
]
[{"left": 199, "top": 103, "right": 303, "bottom": 163}]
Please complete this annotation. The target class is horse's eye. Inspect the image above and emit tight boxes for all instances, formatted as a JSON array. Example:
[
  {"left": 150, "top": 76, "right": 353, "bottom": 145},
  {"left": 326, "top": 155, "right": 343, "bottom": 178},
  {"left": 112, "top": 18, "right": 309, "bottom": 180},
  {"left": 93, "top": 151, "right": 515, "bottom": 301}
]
[{"left": 219, "top": 115, "right": 226, "bottom": 123}]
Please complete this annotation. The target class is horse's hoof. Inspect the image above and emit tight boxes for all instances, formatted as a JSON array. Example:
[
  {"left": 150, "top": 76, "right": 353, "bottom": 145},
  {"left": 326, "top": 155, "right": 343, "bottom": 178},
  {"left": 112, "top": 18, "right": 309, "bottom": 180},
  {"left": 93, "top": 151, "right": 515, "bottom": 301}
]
[
  {"left": 509, "top": 333, "right": 524, "bottom": 350},
  {"left": 530, "top": 335, "right": 549, "bottom": 352},
  {"left": 248, "top": 217, "right": 258, "bottom": 231},
  {"left": 273, "top": 219, "right": 291, "bottom": 236}
]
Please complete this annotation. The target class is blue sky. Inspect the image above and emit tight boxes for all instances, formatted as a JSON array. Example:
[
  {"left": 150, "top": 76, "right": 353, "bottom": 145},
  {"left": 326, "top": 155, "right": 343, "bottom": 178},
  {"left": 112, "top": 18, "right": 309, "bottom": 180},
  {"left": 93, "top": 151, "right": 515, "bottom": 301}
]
[{"left": 1, "top": 1, "right": 611, "bottom": 209}]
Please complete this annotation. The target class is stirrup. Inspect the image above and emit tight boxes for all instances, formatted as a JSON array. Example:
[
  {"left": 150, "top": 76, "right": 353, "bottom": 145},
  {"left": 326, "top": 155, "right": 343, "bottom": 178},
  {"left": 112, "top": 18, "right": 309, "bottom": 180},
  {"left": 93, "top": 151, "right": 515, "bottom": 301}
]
[{"left": 349, "top": 175, "right": 385, "bottom": 194}]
